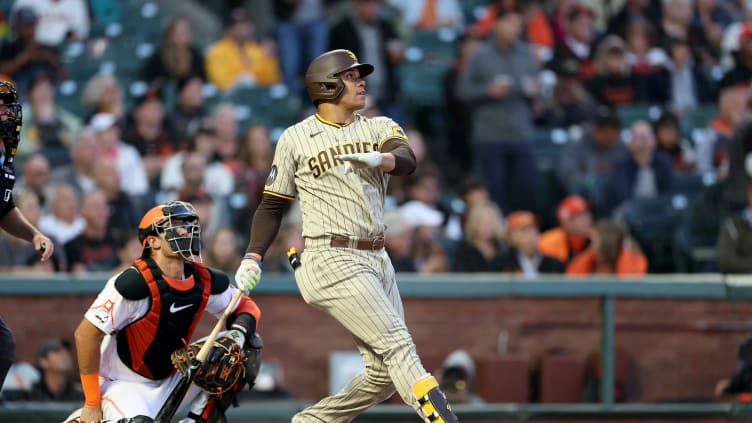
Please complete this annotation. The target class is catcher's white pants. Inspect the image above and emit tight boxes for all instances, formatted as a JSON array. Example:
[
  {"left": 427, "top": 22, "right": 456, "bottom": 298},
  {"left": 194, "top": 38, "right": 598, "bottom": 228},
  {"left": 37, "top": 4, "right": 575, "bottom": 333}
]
[{"left": 63, "top": 374, "right": 210, "bottom": 422}]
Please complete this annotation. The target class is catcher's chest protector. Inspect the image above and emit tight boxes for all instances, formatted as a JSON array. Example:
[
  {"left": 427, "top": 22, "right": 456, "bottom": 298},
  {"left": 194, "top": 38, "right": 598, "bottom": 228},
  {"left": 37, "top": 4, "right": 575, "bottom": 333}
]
[{"left": 116, "top": 258, "right": 212, "bottom": 379}]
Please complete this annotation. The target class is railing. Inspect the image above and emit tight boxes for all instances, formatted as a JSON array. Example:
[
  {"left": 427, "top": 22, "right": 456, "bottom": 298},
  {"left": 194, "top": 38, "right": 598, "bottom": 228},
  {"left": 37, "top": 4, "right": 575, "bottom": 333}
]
[{"left": 2, "top": 273, "right": 752, "bottom": 421}]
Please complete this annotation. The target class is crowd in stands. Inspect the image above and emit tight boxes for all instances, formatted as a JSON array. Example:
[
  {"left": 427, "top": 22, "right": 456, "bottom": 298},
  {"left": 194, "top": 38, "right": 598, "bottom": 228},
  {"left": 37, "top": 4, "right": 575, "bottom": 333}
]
[{"left": 0, "top": 0, "right": 752, "bottom": 279}]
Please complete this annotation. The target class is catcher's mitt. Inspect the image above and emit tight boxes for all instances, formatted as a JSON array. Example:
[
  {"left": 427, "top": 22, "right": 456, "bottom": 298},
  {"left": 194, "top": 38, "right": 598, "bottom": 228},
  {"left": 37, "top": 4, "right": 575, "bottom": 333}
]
[{"left": 171, "top": 335, "right": 246, "bottom": 395}]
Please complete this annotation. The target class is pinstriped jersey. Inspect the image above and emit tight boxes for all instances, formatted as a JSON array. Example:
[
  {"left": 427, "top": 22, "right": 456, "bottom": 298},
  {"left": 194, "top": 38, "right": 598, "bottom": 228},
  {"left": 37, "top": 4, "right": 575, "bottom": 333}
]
[{"left": 264, "top": 113, "right": 408, "bottom": 239}]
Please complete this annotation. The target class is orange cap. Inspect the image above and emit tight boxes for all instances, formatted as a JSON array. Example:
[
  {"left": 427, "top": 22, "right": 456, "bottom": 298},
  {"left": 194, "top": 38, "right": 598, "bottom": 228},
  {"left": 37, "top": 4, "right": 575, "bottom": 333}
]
[
  {"left": 556, "top": 195, "right": 589, "bottom": 224},
  {"left": 505, "top": 211, "right": 537, "bottom": 236}
]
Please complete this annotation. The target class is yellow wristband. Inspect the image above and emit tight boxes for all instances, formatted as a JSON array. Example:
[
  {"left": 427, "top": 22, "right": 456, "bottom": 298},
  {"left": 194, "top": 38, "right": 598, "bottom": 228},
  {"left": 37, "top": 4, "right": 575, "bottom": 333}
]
[{"left": 80, "top": 372, "right": 101, "bottom": 406}]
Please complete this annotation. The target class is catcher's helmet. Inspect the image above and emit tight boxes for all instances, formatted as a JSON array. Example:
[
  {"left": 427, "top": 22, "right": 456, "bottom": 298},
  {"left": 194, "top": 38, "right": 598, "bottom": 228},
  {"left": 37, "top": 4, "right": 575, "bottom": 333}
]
[
  {"left": 305, "top": 49, "right": 374, "bottom": 104},
  {"left": 139, "top": 201, "right": 202, "bottom": 262}
]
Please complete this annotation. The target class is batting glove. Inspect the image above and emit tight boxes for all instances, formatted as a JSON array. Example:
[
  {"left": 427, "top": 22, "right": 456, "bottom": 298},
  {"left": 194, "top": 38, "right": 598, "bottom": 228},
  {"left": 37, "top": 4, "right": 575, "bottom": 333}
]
[
  {"left": 235, "top": 254, "right": 262, "bottom": 295},
  {"left": 336, "top": 152, "right": 384, "bottom": 168}
]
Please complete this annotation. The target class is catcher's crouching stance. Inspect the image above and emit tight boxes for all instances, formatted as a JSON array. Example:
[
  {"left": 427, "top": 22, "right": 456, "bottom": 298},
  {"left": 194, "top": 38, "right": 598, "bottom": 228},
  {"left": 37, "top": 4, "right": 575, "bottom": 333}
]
[{"left": 64, "top": 201, "right": 262, "bottom": 423}]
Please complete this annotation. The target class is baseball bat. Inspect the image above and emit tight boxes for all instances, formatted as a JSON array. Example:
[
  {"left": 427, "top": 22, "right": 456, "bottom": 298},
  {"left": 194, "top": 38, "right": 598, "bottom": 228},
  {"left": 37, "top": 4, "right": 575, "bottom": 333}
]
[{"left": 154, "top": 288, "right": 243, "bottom": 423}]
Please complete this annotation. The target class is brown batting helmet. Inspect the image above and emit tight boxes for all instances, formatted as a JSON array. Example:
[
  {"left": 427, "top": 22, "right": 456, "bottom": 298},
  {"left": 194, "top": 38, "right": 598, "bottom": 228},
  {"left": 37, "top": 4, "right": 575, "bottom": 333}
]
[{"left": 305, "top": 49, "right": 374, "bottom": 104}]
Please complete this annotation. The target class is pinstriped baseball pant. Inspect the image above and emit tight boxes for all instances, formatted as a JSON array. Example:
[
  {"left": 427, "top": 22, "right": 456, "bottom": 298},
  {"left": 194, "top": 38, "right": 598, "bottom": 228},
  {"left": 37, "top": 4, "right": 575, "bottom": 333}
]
[{"left": 292, "top": 245, "right": 429, "bottom": 423}]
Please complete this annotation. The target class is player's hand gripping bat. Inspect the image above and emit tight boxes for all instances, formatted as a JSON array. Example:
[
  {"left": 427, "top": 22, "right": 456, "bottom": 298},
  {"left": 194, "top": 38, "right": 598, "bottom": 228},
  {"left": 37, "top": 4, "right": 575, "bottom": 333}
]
[{"left": 154, "top": 289, "right": 243, "bottom": 423}]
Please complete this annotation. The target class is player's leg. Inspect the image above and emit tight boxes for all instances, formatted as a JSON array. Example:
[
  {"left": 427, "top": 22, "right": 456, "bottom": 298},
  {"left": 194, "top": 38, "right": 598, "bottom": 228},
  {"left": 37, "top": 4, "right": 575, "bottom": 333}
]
[
  {"left": 293, "top": 336, "right": 396, "bottom": 422},
  {"left": 381, "top": 251, "right": 459, "bottom": 423},
  {"left": 294, "top": 249, "right": 456, "bottom": 422},
  {"left": 0, "top": 316, "right": 15, "bottom": 386}
]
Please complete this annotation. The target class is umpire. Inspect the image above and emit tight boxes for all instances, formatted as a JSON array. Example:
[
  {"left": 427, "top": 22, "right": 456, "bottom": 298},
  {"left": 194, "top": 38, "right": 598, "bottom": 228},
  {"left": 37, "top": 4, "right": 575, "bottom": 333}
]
[{"left": 0, "top": 79, "right": 54, "bottom": 388}]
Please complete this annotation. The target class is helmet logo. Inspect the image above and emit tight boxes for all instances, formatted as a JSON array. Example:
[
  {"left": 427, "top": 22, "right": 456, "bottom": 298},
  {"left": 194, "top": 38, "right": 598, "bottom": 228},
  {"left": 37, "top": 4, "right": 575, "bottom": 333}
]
[{"left": 345, "top": 50, "right": 358, "bottom": 62}]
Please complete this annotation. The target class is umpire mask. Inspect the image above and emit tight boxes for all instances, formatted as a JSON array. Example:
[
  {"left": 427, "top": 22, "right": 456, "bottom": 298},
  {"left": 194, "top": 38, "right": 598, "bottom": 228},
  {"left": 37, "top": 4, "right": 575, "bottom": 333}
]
[
  {"left": 0, "top": 80, "right": 22, "bottom": 166},
  {"left": 140, "top": 201, "right": 203, "bottom": 263}
]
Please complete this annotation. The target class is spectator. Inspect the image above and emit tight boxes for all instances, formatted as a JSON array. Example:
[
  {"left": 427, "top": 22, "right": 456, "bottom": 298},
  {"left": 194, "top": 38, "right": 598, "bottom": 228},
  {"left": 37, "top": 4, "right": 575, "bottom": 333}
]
[
  {"left": 28, "top": 338, "right": 82, "bottom": 401},
  {"left": 566, "top": 219, "right": 648, "bottom": 275},
  {"left": 442, "top": 32, "right": 481, "bottom": 181},
  {"left": 160, "top": 124, "right": 233, "bottom": 200},
  {"left": 664, "top": 35, "right": 717, "bottom": 113},
  {"left": 438, "top": 349, "right": 485, "bottom": 405},
  {"left": 500, "top": 211, "right": 565, "bottom": 277},
  {"left": 0, "top": 7, "right": 63, "bottom": 94},
  {"left": 89, "top": 112, "right": 149, "bottom": 198},
  {"left": 166, "top": 74, "right": 209, "bottom": 147},
  {"left": 204, "top": 7, "right": 281, "bottom": 90},
  {"left": 585, "top": 34, "right": 669, "bottom": 107},
  {"left": 11, "top": 0, "right": 88, "bottom": 47},
  {"left": 451, "top": 201, "right": 506, "bottom": 272},
  {"left": 612, "top": 120, "right": 675, "bottom": 208},
  {"left": 720, "top": 22, "right": 752, "bottom": 91},
  {"left": 387, "top": 129, "right": 438, "bottom": 205},
  {"left": 556, "top": 106, "right": 625, "bottom": 213},
  {"left": 652, "top": 110, "right": 696, "bottom": 173},
  {"left": 121, "top": 88, "right": 179, "bottom": 184},
  {"left": 113, "top": 234, "right": 140, "bottom": 274},
  {"left": 658, "top": 0, "right": 717, "bottom": 67},
  {"left": 0, "top": 189, "right": 61, "bottom": 271},
  {"left": 211, "top": 103, "right": 240, "bottom": 172},
  {"left": 328, "top": 0, "right": 405, "bottom": 119},
  {"left": 399, "top": 200, "right": 449, "bottom": 273},
  {"left": 37, "top": 182, "right": 84, "bottom": 245},
  {"left": 233, "top": 123, "right": 273, "bottom": 234},
  {"left": 141, "top": 16, "right": 205, "bottom": 87},
  {"left": 17, "top": 71, "right": 81, "bottom": 166},
  {"left": 456, "top": 4, "right": 540, "bottom": 213},
  {"left": 624, "top": 17, "right": 668, "bottom": 74},
  {"left": 722, "top": 116, "right": 752, "bottom": 212},
  {"left": 63, "top": 190, "right": 119, "bottom": 273},
  {"left": 263, "top": 203, "right": 304, "bottom": 274},
  {"left": 443, "top": 175, "right": 491, "bottom": 241},
  {"left": 204, "top": 225, "right": 241, "bottom": 274},
  {"left": 383, "top": 208, "right": 416, "bottom": 272},
  {"left": 715, "top": 335, "right": 752, "bottom": 400},
  {"left": 696, "top": 87, "right": 748, "bottom": 179},
  {"left": 80, "top": 74, "right": 125, "bottom": 123},
  {"left": 538, "top": 195, "right": 593, "bottom": 266},
  {"left": 548, "top": 3, "right": 599, "bottom": 82},
  {"left": 91, "top": 158, "right": 138, "bottom": 245},
  {"left": 16, "top": 152, "right": 51, "bottom": 207},
  {"left": 272, "top": 0, "right": 328, "bottom": 96},
  {"left": 539, "top": 58, "right": 597, "bottom": 128},
  {"left": 607, "top": 0, "right": 662, "bottom": 40},
  {"left": 388, "top": 0, "right": 464, "bottom": 32},
  {"left": 472, "top": 0, "right": 554, "bottom": 63},
  {"left": 50, "top": 128, "right": 100, "bottom": 199}
]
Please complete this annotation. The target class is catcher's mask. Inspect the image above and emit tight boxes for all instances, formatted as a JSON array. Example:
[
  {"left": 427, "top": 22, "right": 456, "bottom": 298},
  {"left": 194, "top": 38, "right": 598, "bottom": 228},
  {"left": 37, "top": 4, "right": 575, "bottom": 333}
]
[
  {"left": 0, "top": 80, "right": 22, "bottom": 165},
  {"left": 139, "top": 201, "right": 202, "bottom": 263}
]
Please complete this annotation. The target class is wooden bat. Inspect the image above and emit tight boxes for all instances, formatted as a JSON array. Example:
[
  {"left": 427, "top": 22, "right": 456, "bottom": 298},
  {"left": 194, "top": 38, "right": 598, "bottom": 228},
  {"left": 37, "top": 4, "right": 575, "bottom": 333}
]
[{"left": 155, "top": 289, "right": 243, "bottom": 423}]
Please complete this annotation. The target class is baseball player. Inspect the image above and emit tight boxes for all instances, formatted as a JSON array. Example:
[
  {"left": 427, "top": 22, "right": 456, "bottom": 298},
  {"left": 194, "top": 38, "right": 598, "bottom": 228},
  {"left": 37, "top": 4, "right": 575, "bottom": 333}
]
[
  {"left": 234, "top": 49, "right": 459, "bottom": 423},
  {"left": 66, "top": 201, "right": 262, "bottom": 423},
  {"left": 0, "top": 80, "right": 54, "bottom": 389}
]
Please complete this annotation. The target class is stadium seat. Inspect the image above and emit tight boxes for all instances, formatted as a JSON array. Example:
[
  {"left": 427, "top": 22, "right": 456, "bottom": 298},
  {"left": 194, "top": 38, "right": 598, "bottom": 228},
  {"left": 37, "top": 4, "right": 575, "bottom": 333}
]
[
  {"left": 621, "top": 195, "right": 681, "bottom": 273},
  {"left": 478, "top": 353, "right": 531, "bottom": 403},
  {"left": 673, "top": 201, "right": 721, "bottom": 273},
  {"left": 672, "top": 173, "right": 708, "bottom": 202},
  {"left": 616, "top": 104, "right": 659, "bottom": 127},
  {"left": 397, "top": 61, "right": 448, "bottom": 108},
  {"left": 224, "top": 85, "right": 303, "bottom": 132},
  {"left": 539, "top": 353, "right": 587, "bottom": 403},
  {"left": 681, "top": 104, "right": 718, "bottom": 134}
]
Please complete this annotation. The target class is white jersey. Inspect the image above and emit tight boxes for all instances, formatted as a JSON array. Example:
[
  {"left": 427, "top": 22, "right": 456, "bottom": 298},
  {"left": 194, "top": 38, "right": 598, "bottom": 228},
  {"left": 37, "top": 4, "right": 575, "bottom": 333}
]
[
  {"left": 84, "top": 267, "right": 242, "bottom": 383},
  {"left": 264, "top": 113, "right": 408, "bottom": 239}
]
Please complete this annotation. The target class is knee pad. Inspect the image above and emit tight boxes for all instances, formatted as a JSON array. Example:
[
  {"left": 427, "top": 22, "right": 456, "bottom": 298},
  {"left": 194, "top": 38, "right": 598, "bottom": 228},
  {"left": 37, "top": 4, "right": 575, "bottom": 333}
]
[
  {"left": 118, "top": 416, "right": 154, "bottom": 423},
  {"left": 413, "top": 375, "right": 459, "bottom": 423}
]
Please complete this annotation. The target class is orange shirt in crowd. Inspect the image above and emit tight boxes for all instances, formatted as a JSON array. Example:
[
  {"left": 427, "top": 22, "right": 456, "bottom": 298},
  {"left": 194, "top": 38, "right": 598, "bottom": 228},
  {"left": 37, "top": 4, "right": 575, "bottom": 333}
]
[
  {"left": 537, "top": 227, "right": 589, "bottom": 265},
  {"left": 473, "top": 4, "right": 554, "bottom": 49},
  {"left": 565, "top": 247, "right": 648, "bottom": 276}
]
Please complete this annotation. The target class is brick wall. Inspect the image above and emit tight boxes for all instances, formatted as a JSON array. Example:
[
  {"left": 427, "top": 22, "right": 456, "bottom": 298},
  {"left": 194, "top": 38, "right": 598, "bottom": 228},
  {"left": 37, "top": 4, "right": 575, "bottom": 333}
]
[{"left": 2, "top": 294, "right": 750, "bottom": 404}]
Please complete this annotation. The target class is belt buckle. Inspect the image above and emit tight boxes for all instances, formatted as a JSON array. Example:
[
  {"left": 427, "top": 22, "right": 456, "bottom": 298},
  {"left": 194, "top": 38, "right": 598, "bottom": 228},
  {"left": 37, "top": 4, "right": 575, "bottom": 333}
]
[{"left": 371, "top": 236, "right": 381, "bottom": 250}]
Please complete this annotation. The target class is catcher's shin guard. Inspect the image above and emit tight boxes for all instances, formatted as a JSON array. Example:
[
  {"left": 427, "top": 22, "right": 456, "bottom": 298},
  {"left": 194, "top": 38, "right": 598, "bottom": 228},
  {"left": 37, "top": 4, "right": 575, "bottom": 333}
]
[{"left": 413, "top": 375, "right": 459, "bottom": 423}]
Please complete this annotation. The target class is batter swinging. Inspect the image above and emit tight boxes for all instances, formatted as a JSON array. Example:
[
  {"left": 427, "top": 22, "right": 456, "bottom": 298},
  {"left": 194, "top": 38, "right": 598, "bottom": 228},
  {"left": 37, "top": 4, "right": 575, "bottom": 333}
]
[{"left": 234, "top": 49, "right": 459, "bottom": 423}]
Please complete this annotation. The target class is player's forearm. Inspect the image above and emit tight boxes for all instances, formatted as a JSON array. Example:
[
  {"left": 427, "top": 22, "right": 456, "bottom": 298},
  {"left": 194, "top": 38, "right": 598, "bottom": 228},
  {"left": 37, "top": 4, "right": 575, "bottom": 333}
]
[
  {"left": 381, "top": 140, "right": 416, "bottom": 175},
  {"left": 0, "top": 207, "right": 41, "bottom": 243},
  {"left": 75, "top": 319, "right": 105, "bottom": 406},
  {"left": 245, "top": 193, "right": 291, "bottom": 259}
]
